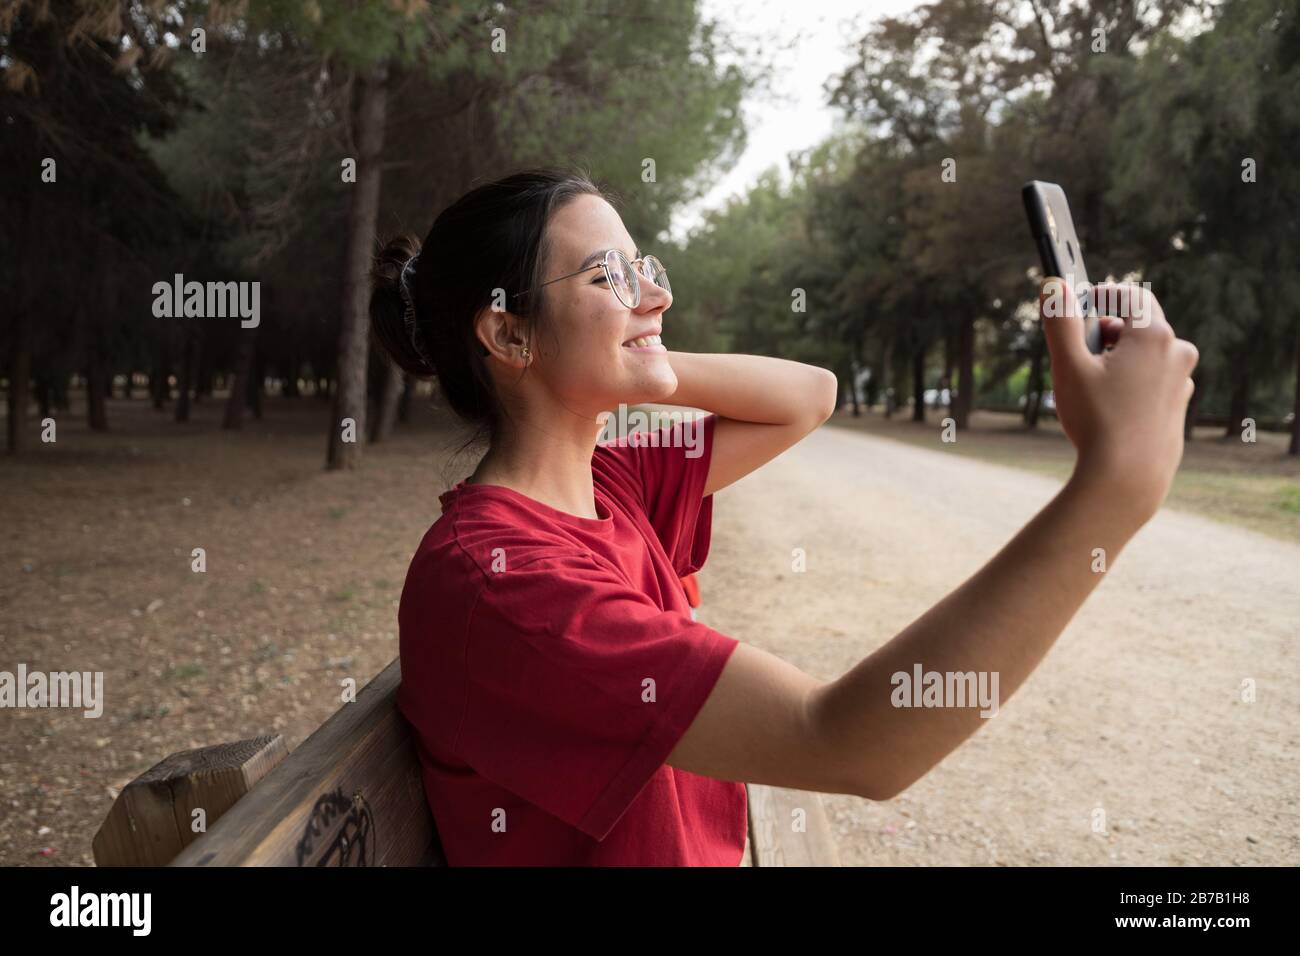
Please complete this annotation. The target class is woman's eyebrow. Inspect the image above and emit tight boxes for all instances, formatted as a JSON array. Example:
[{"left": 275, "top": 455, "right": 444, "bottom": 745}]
[{"left": 578, "top": 246, "right": 641, "bottom": 270}]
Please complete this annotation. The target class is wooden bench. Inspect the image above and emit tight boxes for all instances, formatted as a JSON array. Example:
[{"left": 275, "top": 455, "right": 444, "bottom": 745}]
[{"left": 94, "top": 658, "right": 840, "bottom": 867}]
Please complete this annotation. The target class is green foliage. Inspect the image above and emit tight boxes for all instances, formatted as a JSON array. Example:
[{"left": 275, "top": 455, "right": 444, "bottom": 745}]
[
  {"left": 6, "top": 0, "right": 1298, "bottom": 445},
  {"left": 1109, "top": 0, "right": 1300, "bottom": 391},
  {"left": 672, "top": 0, "right": 1298, "bottom": 430}
]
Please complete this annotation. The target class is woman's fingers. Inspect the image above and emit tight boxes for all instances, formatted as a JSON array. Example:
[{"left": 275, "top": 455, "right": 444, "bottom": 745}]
[
  {"left": 1089, "top": 282, "right": 1170, "bottom": 337},
  {"left": 1039, "top": 277, "right": 1089, "bottom": 371},
  {"left": 1100, "top": 315, "right": 1124, "bottom": 349}
]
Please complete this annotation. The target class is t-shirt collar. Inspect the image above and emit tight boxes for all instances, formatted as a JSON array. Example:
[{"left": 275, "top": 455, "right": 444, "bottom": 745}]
[{"left": 442, "top": 480, "right": 615, "bottom": 533}]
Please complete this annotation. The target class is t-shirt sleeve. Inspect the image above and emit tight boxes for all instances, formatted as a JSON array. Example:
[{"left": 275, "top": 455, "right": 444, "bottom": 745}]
[
  {"left": 596, "top": 411, "right": 717, "bottom": 577},
  {"left": 453, "top": 548, "right": 739, "bottom": 842}
]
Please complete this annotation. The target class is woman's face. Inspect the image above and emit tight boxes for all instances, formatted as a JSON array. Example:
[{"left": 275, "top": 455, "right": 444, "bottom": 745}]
[{"left": 515, "top": 194, "right": 677, "bottom": 416}]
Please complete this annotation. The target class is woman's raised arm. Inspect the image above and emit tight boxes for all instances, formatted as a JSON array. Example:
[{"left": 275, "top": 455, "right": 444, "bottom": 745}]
[
  {"left": 667, "top": 279, "right": 1199, "bottom": 799},
  {"left": 660, "top": 351, "right": 839, "bottom": 497}
]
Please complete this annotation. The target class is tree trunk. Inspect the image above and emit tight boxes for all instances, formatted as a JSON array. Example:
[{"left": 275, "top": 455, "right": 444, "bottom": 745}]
[
  {"left": 370, "top": 362, "right": 404, "bottom": 443},
  {"left": 223, "top": 329, "right": 257, "bottom": 430},
  {"left": 86, "top": 359, "right": 109, "bottom": 431},
  {"left": 911, "top": 341, "right": 926, "bottom": 423},
  {"left": 882, "top": 337, "right": 896, "bottom": 419},
  {"left": 1184, "top": 368, "right": 1206, "bottom": 442},
  {"left": 247, "top": 348, "right": 265, "bottom": 420},
  {"left": 328, "top": 62, "right": 390, "bottom": 470},
  {"left": 54, "top": 370, "right": 70, "bottom": 412},
  {"left": 1225, "top": 355, "right": 1249, "bottom": 439},
  {"left": 1023, "top": 327, "right": 1045, "bottom": 429},
  {"left": 151, "top": 321, "right": 171, "bottom": 410},
  {"left": 150, "top": 362, "right": 166, "bottom": 410},
  {"left": 1289, "top": 329, "right": 1300, "bottom": 456},
  {"left": 7, "top": 311, "right": 31, "bottom": 453},
  {"left": 865, "top": 338, "right": 883, "bottom": 410},
  {"left": 83, "top": 252, "right": 111, "bottom": 430},
  {"left": 34, "top": 370, "right": 52, "bottom": 421},
  {"left": 176, "top": 326, "right": 196, "bottom": 423},
  {"left": 397, "top": 373, "right": 413, "bottom": 424},
  {"left": 953, "top": 314, "right": 976, "bottom": 430},
  {"left": 942, "top": 326, "right": 955, "bottom": 386},
  {"left": 196, "top": 342, "right": 213, "bottom": 404},
  {"left": 282, "top": 356, "right": 300, "bottom": 398}
]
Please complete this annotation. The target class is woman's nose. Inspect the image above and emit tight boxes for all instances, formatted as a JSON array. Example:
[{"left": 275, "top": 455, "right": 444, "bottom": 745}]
[{"left": 637, "top": 273, "right": 671, "bottom": 311}]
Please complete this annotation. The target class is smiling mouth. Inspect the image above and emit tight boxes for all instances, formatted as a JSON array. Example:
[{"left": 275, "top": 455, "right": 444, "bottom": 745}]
[{"left": 622, "top": 334, "right": 664, "bottom": 350}]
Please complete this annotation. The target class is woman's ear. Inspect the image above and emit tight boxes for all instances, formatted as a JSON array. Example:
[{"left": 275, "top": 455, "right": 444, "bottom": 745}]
[{"left": 475, "top": 305, "right": 530, "bottom": 368}]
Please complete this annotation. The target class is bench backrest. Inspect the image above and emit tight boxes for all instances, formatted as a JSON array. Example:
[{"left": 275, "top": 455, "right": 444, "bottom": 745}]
[{"left": 170, "top": 659, "right": 444, "bottom": 866}]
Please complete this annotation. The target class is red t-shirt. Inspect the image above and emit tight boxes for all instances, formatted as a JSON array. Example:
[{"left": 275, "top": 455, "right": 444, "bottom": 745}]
[{"left": 396, "top": 413, "right": 746, "bottom": 865}]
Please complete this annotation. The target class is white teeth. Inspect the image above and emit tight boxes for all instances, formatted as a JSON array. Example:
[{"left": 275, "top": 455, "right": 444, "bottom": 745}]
[{"left": 624, "top": 334, "right": 662, "bottom": 349}]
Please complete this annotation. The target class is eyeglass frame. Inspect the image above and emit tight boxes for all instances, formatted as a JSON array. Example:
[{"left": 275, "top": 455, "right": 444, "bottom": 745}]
[{"left": 509, "top": 249, "right": 669, "bottom": 310}]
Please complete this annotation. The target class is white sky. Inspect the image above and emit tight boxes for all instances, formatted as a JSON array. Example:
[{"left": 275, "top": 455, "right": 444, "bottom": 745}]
[{"left": 668, "top": 0, "right": 923, "bottom": 241}]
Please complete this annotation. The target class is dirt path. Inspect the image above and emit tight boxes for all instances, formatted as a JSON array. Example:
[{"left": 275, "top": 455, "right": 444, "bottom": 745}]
[{"left": 699, "top": 423, "right": 1300, "bottom": 865}]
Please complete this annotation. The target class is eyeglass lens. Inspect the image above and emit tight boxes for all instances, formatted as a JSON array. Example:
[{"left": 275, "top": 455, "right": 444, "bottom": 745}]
[{"left": 607, "top": 251, "right": 671, "bottom": 308}]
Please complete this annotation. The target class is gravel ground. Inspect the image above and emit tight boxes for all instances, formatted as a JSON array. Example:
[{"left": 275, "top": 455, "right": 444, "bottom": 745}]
[{"left": 1, "top": 394, "right": 467, "bottom": 866}]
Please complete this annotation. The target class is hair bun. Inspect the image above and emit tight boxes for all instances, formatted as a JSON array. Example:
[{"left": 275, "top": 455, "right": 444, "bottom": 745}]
[{"left": 370, "top": 234, "right": 435, "bottom": 379}]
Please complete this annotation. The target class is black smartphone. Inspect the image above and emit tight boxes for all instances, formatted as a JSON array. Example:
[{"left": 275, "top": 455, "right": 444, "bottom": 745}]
[{"left": 1021, "top": 180, "right": 1103, "bottom": 354}]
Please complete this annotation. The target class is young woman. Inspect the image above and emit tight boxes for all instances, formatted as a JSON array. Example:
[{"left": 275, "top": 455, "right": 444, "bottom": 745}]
[{"left": 372, "top": 168, "right": 1198, "bottom": 866}]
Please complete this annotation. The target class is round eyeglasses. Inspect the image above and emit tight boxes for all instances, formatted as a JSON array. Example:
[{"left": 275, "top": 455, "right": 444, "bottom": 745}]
[{"left": 511, "top": 249, "right": 670, "bottom": 310}]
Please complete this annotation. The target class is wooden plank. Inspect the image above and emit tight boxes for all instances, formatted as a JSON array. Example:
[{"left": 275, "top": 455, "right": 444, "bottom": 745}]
[
  {"left": 747, "top": 783, "right": 841, "bottom": 866},
  {"left": 93, "top": 735, "right": 288, "bottom": 867},
  {"left": 170, "top": 657, "right": 444, "bottom": 867}
]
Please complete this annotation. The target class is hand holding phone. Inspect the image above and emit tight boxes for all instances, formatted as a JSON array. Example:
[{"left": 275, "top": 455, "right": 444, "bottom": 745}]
[
  {"left": 1020, "top": 181, "right": 1200, "bottom": 523},
  {"left": 1022, "top": 181, "right": 1103, "bottom": 355}
]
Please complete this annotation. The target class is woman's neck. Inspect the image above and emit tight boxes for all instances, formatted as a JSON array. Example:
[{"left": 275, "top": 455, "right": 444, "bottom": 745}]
[{"left": 468, "top": 413, "right": 607, "bottom": 520}]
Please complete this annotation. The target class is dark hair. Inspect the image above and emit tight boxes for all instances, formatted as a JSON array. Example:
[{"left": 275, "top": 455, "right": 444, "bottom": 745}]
[{"left": 371, "top": 167, "right": 607, "bottom": 439}]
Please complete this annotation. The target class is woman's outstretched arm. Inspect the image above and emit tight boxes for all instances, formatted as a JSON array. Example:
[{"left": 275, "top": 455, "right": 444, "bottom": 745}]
[
  {"left": 666, "top": 280, "right": 1200, "bottom": 799},
  {"left": 660, "top": 352, "right": 839, "bottom": 497}
]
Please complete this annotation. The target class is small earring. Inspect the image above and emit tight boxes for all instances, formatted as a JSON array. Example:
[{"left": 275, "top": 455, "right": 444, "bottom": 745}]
[{"left": 521, "top": 346, "right": 531, "bottom": 363}]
